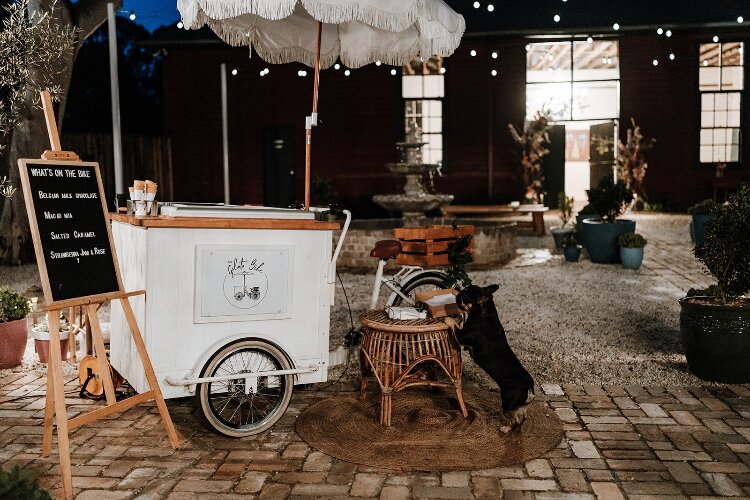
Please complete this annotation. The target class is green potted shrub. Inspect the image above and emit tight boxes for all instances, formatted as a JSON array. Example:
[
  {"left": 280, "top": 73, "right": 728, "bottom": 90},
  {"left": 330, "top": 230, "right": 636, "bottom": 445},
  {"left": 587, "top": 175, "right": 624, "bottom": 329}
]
[
  {"left": 551, "top": 191, "right": 575, "bottom": 248},
  {"left": 688, "top": 198, "right": 717, "bottom": 247},
  {"left": 0, "top": 466, "right": 52, "bottom": 499},
  {"left": 618, "top": 232, "right": 647, "bottom": 270},
  {"left": 0, "top": 288, "right": 31, "bottom": 369},
  {"left": 679, "top": 184, "right": 750, "bottom": 383},
  {"left": 580, "top": 177, "right": 635, "bottom": 264},
  {"left": 561, "top": 233, "right": 582, "bottom": 262}
]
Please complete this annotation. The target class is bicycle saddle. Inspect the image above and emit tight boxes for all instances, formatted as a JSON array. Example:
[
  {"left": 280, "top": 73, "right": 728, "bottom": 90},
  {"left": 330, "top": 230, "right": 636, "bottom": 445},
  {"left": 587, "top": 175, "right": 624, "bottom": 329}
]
[{"left": 370, "top": 240, "right": 401, "bottom": 259}]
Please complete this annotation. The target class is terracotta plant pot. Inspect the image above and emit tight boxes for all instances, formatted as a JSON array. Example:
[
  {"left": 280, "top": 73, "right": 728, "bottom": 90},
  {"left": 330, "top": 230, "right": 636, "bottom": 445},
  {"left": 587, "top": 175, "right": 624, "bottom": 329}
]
[
  {"left": 31, "top": 328, "right": 69, "bottom": 363},
  {"left": 0, "top": 318, "right": 29, "bottom": 369}
]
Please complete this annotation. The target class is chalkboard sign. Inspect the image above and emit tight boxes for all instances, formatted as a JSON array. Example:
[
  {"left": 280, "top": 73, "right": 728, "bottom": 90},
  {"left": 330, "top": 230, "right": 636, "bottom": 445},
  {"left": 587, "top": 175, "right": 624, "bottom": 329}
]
[{"left": 19, "top": 160, "right": 121, "bottom": 303}]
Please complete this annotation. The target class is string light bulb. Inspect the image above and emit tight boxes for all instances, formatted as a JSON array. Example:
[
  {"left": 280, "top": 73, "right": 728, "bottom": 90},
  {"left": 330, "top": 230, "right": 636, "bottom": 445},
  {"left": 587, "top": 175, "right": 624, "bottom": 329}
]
[
  {"left": 612, "top": 22, "right": 620, "bottom": 30},
  {"left": 487, "top": 4, "right": 494, "bottom": 12},
  {"left": 491, "top": 69, "right": 497, "bottom": 76},
  {"left": 586, "top": 37, "right": 593, "bottom": 44},
  {"left": 473, "top": 1, "right": 480, "bottom": 8},
  {"left": 390, "top": 69, "right": 397, "bottom": 75},
  {"left": 652, "top": 59, "right": 658, "bottom": 66},
  {"left": 440, "top": 67, "right": 446, "bottom": 74},
  {"left": 665, "top": 29, "right": 672, "bottom": 37},
  {"left": 738, "top": 16, "right": 744, "bottom": 23},
  {"left": 129, "top": 11, "right": 136, "bottom": 20},
  {"left": 231, "top": 68, "right": 238, "bottom": 75},
  {"left": 177, "top": 21, "right": 184, "bottom": 29},
  {"left": 375, "top": 61, "right": 382, "bottom": 66},
  {"left": 657, "top": 27, "right": 663, "bottom": 35},
  {"left": 713, "top": 35, "right": 719, "bottom": 42},
  {"left": 334, "top": 63, "right": 340, "bottom": 70},
  {"left": 344, "top": 69, "right": 351, "bottom": 76},
  {"left": 491, "top": 52, "right": 498, "bottom": 59},
  {"left": 554, "top": 14, "right": 560, "bottom": 22},
  {"left": 470, "top": 49, "right": 477, "bottom": 57},
  {"left": 669, "top": 53, "right": 675, "bottom": 61}
]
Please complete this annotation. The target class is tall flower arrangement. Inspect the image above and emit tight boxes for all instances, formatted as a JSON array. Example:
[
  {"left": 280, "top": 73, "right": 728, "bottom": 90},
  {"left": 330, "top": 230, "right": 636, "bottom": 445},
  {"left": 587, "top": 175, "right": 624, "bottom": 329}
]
[
  {"left": 508, "top": 108, "right": 552, "bottom": 204},
  {"left": 592, "top": 118, "right": 655, "bottom": 209}
]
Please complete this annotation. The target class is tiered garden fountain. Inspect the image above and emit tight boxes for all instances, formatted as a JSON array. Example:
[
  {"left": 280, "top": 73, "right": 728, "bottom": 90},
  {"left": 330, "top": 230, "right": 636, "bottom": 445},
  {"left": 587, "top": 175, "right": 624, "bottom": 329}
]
[{"left": 373, "top": 123, "right": 453, "bottom": 226}]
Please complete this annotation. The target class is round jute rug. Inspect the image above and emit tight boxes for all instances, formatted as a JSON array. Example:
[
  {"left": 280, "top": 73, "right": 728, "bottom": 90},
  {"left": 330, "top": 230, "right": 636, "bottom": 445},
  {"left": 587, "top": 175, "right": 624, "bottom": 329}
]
[{"left": 296, "top": 388, "right": 563, "bottom": 471}]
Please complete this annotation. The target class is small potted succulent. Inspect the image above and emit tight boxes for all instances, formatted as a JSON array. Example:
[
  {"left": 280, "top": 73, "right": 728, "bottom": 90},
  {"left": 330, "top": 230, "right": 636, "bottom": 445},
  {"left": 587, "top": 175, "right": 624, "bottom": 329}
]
[
  {"left": 618, "top": 232, "right": 647, "bottom": 270},
  {"left": 680, "top": 184, "right": 750, "bottom": 382},
  {"left": 580, "top": 177, "right": 635, "bottom": 264},
  {"left": 688, "top": 198, "right": 717, "bottom": 247},
  {"left": 561, "top": 233, "right": 582, "bottom": 262},
  {"left": 0, "top": 288, "right": 31, "bottom": 369},
  {"left": 551, "top": 191, "right": 575, "bottom": 248},
  {"left": 31, "top": 315, "right": 70, "bottom": 363}
]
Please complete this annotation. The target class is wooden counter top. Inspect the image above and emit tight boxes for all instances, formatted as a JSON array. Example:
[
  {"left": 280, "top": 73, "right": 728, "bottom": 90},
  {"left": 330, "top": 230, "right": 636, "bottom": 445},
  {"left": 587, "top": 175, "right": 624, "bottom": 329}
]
[{"left": 110, "top": 213, "right": 339, "bottom": 231}]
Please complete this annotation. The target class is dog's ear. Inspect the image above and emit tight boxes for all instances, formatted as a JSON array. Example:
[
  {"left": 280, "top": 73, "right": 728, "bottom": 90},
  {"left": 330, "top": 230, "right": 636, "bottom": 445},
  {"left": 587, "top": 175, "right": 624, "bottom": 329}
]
[{"left": 483, "top": 284, "right": 499, "bottom": 296}]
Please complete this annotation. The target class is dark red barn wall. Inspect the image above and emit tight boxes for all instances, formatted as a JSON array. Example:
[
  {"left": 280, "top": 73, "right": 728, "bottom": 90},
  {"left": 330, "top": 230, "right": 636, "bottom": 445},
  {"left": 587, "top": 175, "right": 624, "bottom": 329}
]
[
  {"left": 619, "top": 32, "right": 750, "bottom": 208},
  {"left": 163, "top": 33, "right": 749, "bottom": 215},
  {"left": 164, "top": 45, "right": 404, "bottom": 216},
  {"left": 438, "top": 38, "right": 527, "bottom": 203}
]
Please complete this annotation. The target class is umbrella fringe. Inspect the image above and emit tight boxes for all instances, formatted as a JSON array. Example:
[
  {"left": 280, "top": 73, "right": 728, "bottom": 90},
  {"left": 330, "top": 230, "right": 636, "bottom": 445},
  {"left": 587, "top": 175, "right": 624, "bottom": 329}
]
[
  {"left": 302, "top": 0, "right": 422, "bottom": 33},
  {"left": 418, "top": 16, "right": 466, "bottom": 58},
  {"left": 186, "top": 0, "right": 296, "bottom": 21}
]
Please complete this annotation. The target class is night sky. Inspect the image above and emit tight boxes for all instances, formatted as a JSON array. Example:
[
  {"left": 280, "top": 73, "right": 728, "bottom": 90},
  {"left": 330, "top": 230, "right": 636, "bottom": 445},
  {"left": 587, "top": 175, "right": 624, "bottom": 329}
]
[{"left": 123, "top": 0, "right": 179, "bottom": 31}]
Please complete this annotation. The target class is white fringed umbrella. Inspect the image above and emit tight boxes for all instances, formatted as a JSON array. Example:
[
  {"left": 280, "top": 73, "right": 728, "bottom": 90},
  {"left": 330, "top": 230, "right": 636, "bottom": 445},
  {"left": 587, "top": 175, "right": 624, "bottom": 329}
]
[{"left": 177, "top": 0, "right": 465, "bottom": 209}]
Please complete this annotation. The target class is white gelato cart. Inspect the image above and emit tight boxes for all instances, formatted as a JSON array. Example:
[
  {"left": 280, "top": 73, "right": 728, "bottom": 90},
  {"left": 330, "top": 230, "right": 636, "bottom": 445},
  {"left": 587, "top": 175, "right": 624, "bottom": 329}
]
[{"left": 109, "top": 205, "right": 350, "bottom": 436}]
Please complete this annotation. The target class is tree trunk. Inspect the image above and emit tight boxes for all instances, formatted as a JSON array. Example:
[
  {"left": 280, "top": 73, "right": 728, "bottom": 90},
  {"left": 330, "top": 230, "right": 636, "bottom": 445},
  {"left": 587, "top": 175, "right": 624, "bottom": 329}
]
[{"left": 0, "top": 0, "right": 120, "bottom": 264}]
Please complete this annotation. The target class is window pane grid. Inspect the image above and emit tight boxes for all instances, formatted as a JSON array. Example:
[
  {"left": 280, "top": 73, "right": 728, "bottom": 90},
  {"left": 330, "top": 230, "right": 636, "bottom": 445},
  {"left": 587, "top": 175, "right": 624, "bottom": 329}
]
[
  {"left": 526, "top": 41, "right": 620, "bottom": 121},
  {"left": 699, "top": 42, "right": 743, "bottom": 163}
]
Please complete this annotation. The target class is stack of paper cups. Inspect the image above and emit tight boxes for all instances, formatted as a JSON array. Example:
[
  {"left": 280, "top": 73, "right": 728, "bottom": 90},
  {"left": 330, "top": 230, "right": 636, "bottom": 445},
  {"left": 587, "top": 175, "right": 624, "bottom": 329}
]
[
  {"left": 145, "top": 180, "right": 157, "bottom": 214},
  {"left": 133, "top": 180, "right": 146, "bottom": 215}
]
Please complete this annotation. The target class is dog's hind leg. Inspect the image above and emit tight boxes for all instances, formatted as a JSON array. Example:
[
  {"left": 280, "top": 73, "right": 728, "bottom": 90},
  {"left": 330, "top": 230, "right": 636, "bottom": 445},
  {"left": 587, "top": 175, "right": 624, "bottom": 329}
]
[{"left": 500, "top": 390, "right": 534, "bottom": 434}]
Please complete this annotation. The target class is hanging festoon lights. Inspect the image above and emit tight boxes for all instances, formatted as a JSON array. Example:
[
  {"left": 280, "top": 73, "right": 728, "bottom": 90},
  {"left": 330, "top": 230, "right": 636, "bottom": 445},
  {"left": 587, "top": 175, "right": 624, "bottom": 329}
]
[
  {"left": 612, "top": 22, "right": 620, "bottom": 31},
  {"left": 657, "top": 27, "right": 663, "bottom": 35},
  {"left": 553, "top": 14, "right": 560, "bottom": 23},
  {"left": 738, "top": 16, "right": 744, "bottom": 23}
]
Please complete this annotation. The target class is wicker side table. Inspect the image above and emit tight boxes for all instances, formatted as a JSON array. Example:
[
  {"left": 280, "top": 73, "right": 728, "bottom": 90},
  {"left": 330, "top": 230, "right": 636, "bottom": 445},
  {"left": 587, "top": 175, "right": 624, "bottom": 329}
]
[{"left": 359, "top": 309, "right": 468, "bottom": 426}]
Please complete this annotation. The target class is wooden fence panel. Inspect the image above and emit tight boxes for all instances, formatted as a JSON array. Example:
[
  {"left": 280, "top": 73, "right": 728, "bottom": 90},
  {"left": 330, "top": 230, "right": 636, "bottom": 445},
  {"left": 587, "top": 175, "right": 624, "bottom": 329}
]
[{"left": 61, "top": 134, "right": 174, "bottom": 205}]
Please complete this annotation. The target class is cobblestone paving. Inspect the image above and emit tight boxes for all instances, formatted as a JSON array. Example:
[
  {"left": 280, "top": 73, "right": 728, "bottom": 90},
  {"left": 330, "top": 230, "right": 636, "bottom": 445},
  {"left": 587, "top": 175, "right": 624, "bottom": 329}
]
[{"left": 1, "top": 373, "right": 749, "bottom": 499}]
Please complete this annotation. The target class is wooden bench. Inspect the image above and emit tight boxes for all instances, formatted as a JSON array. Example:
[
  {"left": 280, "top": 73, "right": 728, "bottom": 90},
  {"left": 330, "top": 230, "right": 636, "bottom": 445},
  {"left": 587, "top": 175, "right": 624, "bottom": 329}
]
[{"left": 442, "top": 205, "right": 549, "bottom": 236}]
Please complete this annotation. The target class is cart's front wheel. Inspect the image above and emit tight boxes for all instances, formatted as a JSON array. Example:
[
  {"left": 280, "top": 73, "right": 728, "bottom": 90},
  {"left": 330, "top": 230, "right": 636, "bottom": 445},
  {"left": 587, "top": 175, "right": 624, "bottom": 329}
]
[{"left": 198, "top": 339, "right": 293, "bottom": 437}]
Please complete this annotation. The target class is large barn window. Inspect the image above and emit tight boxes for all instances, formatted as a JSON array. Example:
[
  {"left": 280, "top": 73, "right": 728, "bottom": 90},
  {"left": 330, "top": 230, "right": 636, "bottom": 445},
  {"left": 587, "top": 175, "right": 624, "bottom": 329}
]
[
  {"left": 699, "top": 42, "right": 743, "bottom": 163},
  {"left": 402, "top": 57, "right": 444, "bottom": 163}
]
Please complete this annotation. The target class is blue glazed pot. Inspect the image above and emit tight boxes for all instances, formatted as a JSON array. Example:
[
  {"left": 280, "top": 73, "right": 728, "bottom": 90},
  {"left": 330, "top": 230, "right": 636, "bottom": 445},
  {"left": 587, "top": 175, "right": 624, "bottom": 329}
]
[
  {"left": 575, "top": 215, "right": 600, "bottom": 247},
  {"left": 551, "top": 227, "right": 574, "bottom": 248},
  {"left": 563, "top": 245, "right": 582, "bottom": 262},
  {"left": 620, "top": 246, "right": 644, "bottom": 270},
  {"left": 692, "top": 213, "right": 711, "bottom": 248},
  {"left": 581, "top": 219, "right": 636, "bottom": 264}
]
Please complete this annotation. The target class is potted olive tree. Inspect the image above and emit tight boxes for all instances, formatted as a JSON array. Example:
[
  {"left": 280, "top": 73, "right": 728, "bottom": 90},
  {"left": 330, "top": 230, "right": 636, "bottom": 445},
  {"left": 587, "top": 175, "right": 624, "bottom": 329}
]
[
  {"left": 580, "top": 177, "right": 635, "bottom": 264},
  {"left": 551, "top": 191, "right": 575, "bottom": 248},
  {"left": 618, "top": 232, "right": 647, "bottom": 270},
  {"left": 0, "top": 288, "right": 31, "bottom": 369},
  {"left": 680, "top": 184, "right": 750, "bottom": 383}
]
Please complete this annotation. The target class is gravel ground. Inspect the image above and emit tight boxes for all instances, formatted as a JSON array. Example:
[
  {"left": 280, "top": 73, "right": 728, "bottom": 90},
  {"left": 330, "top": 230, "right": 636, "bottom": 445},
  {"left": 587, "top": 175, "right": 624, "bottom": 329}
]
[
  {"left": 0, "top": 213, "right": 706, "bottom": 386},
  {"left": 331, "top": 256, "right": 697, "bottom": 387}
]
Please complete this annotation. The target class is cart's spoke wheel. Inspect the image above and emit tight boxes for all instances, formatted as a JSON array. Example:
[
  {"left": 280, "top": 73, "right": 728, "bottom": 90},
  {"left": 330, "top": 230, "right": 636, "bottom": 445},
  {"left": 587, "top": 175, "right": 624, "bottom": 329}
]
[{"left": 198, "top": 340, "right": 293, "bottom": 437}]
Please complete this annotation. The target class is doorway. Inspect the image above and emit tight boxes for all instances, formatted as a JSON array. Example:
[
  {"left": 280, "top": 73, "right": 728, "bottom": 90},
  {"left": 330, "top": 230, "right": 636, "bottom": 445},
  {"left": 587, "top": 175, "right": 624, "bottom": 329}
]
[{"left": 262, "top": 127, "right": 295, "bottom": 208}]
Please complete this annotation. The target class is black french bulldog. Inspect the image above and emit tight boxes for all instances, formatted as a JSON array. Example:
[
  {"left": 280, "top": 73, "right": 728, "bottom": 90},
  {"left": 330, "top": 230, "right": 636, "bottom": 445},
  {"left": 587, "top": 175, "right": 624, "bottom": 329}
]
[{"left": 451, "top": 284, "right": 535, "bottom": 433}]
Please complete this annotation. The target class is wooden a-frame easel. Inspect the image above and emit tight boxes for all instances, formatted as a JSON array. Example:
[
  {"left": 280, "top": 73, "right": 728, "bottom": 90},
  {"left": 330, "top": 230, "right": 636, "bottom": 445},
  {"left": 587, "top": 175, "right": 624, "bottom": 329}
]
[{"left": 27, "top": 92, "right": 180, "bottom": 500}]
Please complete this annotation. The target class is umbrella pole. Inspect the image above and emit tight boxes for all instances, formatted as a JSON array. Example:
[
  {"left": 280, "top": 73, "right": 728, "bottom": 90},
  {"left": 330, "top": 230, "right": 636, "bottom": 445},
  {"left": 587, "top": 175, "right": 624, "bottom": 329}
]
[{"left": 304, "top": 21, "right": 322, "bottom": 210}]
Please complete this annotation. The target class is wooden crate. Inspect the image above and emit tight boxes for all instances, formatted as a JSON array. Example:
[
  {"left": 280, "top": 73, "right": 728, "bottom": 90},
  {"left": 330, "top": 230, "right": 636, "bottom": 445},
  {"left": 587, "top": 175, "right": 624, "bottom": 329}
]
[{"left": 394, "top": 225, "right": 474, "bottom": 267}]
